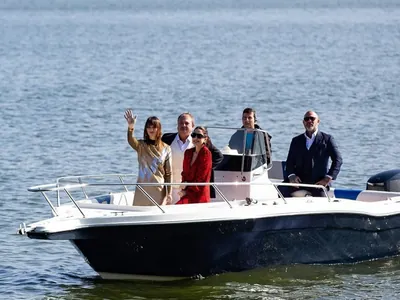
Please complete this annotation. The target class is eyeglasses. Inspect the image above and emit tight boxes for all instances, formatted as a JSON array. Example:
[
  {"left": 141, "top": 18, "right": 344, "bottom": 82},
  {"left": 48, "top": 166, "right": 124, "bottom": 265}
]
[
  {"left": 191, "top": 132, "right": 205, "bottom": 139},
  {"left": 304, "top": 116, "right": 316, "bottom": 122}
]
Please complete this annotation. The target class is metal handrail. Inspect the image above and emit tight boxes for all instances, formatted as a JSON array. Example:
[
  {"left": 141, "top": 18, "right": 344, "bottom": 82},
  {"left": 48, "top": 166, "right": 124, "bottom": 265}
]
[
  {"left": 29, "top": 180, "right": 330, "bottom": 192},
  {"left": 29, "top": 183, "right": 88, "bottom": 192},
  {"left": 213, "top": 185, "right": 233, "bottom": 209},
  {"left": 274, "top": 182, "right": 331, "bottom": 202},
  {"left": 119, "top": 176, "right": 129, "bottom": 192},
  {"left": 57, "top": 173, "right": 137, "bottom": 182},
  {"left": 78, "top": 177, "right": 89, "bottom": 199},
  {"left": 28, "top": 178, "right": 332, "bottom": 217},
  {"left": 41, "top": 191, "right": 59, "bottom": 216},
  {"left": 64, "top": 188, "right": 86, "bottom": 218},
  {"left": 136, "top": 185, "right": 165, "bottom": 213}
]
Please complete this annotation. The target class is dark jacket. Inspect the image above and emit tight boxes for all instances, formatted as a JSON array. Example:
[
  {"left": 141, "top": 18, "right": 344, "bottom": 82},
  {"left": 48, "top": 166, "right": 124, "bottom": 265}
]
[
  {"left": 285, "top": 131, "right": 342, "bottom": 183},
  {"left": 161, "top": 132, "right": 179, "bottom": 146}
]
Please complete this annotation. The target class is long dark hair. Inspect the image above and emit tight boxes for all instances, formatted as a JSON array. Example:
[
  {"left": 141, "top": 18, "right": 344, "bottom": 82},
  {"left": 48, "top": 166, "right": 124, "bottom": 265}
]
[
  {"left": 143, "top": 116, "right": 163, "bottom": 150},
  {"left": 194, "top": 126, "right": 213, "bottom": 149}
]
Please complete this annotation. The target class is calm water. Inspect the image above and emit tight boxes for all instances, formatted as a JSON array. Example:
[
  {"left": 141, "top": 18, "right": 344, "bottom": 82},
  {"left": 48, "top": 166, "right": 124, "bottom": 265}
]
[{"left": 1, "top": 0, "right": 400, "bottom": 299}]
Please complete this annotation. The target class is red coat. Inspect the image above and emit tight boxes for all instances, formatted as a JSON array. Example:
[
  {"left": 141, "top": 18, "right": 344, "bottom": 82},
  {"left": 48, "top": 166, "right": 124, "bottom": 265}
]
[{"left": 177, "top": 145, "right": 212, "bottom": 204}]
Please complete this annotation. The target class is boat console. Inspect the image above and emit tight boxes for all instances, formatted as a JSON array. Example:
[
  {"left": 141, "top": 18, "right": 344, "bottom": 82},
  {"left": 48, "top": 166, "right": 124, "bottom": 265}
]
[{"left": 210, "top": 127, "right": 278, "bottom": 201}]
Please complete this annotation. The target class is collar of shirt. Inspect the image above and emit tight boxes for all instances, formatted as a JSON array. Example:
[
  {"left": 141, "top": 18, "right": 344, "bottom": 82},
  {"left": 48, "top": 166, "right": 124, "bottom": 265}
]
[
  {"left": 175, "top": 133, "right": 192, "bottom": 151},
  {"left": 304, "top": 129, "right": 318, "bottom": 150}
]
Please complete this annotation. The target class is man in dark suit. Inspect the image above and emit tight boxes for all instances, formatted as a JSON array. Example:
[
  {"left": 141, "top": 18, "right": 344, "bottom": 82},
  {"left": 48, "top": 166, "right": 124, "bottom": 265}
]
[
  {"left": 162, "top": 113, "right": 223, "bottom": 201},
  {"left": 283, "top": 110, "right": 342, "bottom": 197}
]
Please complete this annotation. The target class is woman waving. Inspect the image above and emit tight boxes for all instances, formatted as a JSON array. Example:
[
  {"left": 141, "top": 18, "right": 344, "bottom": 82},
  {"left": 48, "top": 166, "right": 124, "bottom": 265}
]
[{"left": 124, "top": 110, "right": 172, "bottom": 206}]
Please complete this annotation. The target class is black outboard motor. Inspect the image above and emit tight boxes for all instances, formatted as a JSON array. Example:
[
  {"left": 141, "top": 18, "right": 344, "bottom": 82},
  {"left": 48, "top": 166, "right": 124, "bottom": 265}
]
[{"left": 367, "top": 169, "right": 400, "bottom": 192}]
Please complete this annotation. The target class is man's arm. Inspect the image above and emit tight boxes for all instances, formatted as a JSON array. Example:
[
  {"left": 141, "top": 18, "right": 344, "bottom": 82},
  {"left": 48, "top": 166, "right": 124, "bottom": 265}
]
[
  {"left": 285, "top": 138, "right": 297, "bottom": 179},
  {"left": 209, "top": 143, "right": 224, "bottom": 168},
  {"left": 326, "top": 135, "right": 343, "bottom": 180}
]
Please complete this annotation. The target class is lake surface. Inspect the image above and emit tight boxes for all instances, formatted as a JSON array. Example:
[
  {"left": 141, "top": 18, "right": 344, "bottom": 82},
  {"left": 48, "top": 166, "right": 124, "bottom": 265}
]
[{"left": 1, "top": 0, "right": 400, "bottom": 299}]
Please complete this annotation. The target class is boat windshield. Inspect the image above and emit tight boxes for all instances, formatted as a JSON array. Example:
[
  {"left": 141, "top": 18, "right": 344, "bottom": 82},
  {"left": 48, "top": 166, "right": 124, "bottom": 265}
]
[{"left": 207, "top": 126, "right": 272, "bottom": 172}]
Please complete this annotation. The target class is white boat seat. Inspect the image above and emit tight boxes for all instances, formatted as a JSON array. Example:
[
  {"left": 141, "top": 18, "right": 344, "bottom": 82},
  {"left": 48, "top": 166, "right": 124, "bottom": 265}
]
[{"left": 291, "top": 189, "right": 312, "bottom": 197}]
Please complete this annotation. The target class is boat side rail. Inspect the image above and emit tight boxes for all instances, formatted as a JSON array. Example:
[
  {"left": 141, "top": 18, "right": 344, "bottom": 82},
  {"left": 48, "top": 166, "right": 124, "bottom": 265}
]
[
  {"left": 28, "top": 178, "right": 331, "bottom": 218},
  {"left": 28, "top": 181, "right": 264, "bottom": 215},
  {"left": 28, "top": 180, "right": 237, "bottom": 216},
  {"left": 56, "top": 173, "right": 136, "bottom": 206}
]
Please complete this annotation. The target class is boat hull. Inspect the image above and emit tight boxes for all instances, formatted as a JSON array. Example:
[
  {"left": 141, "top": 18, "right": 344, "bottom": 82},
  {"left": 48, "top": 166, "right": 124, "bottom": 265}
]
[{"left": 27, "top": 212, "right": 400, "bottom": 279}]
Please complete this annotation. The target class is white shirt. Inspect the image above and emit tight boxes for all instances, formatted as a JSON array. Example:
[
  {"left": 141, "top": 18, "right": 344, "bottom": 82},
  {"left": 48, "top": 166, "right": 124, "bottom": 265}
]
[
  {"left": 170, "top": 134, "right": 194, "bottom": 204},
  {"left": 304, "top": 129, "right": 318, "bottom": 150},
  {"left": 170, "top": 134, "right": 193, "bottom": 184},
  {"left": 176, "top": 134, "right": 192, "bottom": 152}
]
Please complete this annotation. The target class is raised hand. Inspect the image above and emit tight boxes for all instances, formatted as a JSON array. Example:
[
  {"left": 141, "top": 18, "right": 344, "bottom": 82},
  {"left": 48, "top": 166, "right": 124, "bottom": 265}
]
[{"left": 124, "top": 109, "right": 137, "bottom": 129}]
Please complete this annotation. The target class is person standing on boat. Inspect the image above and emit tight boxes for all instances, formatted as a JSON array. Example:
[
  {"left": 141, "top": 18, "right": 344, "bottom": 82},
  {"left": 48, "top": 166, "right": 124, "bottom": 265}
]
[
  {"left": 177, "top": 126, "right": 212, "bottom": 204},
  {"left": 228, "top": 107, "right": 272, "bottom": 165},
  {"left": 161, "top": 113, "right": 195, "bottom": 204},
  {"left": 162, "top": 113, "right": 223, "bottom": 203},
  {"left": 283, "top": 110, "right": 343, "bottom": 197},
  {"left": 124, "top": 110, "right": 173, "bottom": 206}
]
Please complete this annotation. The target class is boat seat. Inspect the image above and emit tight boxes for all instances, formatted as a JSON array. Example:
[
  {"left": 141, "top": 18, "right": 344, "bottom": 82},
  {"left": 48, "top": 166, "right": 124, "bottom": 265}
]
[
  {"left": 291, "top": 189, "right": 312, "bottom": 197},
  {"left": 110, "top": 191, "right": 135, "bottom": 206},
  {"left": 95, "top": 194, "right": 111, "bottom": 204}
]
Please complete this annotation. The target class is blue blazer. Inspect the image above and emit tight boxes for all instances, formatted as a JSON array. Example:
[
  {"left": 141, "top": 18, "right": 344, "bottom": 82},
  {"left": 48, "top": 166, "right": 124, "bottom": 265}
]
[{"left": 285, "top": 131, "right": 343, "bottom": 183}]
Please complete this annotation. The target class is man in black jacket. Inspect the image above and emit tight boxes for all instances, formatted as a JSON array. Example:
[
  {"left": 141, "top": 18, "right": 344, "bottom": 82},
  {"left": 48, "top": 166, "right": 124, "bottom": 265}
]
[{"left": 283, "top": 110, "right": 343, "bottom": 197}]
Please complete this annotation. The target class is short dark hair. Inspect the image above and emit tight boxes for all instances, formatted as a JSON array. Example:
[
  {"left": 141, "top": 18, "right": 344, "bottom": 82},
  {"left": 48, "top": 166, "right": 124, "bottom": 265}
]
[{"left": 242, "top": 107, "right": 257, "bottom": 122}]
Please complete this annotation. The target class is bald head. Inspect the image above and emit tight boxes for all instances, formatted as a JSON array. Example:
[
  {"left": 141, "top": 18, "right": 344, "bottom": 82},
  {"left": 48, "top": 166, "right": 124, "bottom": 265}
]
[{"left": 303, "top": 110, "right": 320, "bottom": 136}]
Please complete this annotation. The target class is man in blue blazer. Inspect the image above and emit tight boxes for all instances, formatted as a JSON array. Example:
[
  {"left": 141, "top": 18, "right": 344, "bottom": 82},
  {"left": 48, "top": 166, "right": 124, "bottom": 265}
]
[{"left": 283, "top": 110, "right": 343, "bottom": 197}]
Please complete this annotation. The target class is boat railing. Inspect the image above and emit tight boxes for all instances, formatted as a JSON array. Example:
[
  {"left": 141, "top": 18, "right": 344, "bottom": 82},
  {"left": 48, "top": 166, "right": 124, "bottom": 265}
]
[{"left": 28, "top": 174, "right": 330, "bottom": 218}]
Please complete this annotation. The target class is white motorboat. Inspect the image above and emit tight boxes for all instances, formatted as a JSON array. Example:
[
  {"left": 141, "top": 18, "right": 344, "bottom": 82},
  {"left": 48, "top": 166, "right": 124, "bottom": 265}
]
[{"left": 20, "top": 127, "right": 400, "bottom": 281}]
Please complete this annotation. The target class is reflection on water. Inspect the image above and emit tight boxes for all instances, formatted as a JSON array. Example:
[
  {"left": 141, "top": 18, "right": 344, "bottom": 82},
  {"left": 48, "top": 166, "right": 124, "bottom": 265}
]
[{"left": 44, "top": 257, "right": 400, "bottom": 300}]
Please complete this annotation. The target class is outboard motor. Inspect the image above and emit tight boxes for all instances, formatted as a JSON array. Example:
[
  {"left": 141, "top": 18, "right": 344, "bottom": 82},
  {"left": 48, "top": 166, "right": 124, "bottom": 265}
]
[{"left": 367, "top": 169, "right": 400, "bottom": 192}]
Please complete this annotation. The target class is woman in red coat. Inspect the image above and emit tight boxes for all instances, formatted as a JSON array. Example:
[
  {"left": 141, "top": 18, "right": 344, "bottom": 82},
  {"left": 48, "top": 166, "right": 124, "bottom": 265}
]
[{"left": 177, "top": 126, "right": 212, "bottom": 204}]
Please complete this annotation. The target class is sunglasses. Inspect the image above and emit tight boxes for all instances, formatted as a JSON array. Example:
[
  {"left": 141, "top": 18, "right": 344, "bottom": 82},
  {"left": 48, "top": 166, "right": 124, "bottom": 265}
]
[
  {"left": 304, "top": 116, "right": 316, "bottom": 122},
  {"left": 191, "top": 132, "right": 205, "bottom": 139}
]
